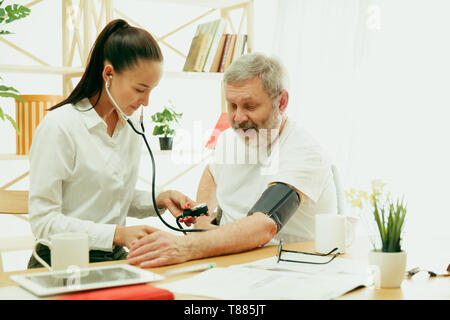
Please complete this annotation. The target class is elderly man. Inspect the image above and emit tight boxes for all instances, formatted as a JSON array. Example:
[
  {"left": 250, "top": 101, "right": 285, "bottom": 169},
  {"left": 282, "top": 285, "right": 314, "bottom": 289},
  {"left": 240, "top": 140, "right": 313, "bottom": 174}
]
[{"left": 127, "top": 53, "right": 336, "bottom": 267}]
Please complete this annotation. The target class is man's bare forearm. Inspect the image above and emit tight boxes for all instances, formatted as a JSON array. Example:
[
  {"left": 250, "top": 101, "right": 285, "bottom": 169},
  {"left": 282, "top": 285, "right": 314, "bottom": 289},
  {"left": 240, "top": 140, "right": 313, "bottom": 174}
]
[
  {"left": 184, "top": 212, "right": 277, "bottom": 260},
  {"left": 126, "top": 212, "right": 278, "bottom": 268}
]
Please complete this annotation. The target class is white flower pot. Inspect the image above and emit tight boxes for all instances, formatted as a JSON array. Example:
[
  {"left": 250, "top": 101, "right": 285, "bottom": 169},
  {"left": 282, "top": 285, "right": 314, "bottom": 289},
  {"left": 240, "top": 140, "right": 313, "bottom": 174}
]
[{"left": 368, "top": 250, "right": 407, "bottom": 288}]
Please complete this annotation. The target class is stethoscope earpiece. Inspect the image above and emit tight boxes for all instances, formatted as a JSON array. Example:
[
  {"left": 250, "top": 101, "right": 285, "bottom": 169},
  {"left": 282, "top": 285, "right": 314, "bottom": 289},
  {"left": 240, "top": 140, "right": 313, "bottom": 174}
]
[{"left": 106, "top": 75, "right": 112, "bottom": 88}]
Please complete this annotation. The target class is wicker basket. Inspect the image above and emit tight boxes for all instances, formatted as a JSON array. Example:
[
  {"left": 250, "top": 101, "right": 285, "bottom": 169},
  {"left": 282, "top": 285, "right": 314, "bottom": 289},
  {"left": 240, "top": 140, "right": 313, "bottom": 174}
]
[{"left": 15, "top": 95, "right": 63, "bottom": 155}]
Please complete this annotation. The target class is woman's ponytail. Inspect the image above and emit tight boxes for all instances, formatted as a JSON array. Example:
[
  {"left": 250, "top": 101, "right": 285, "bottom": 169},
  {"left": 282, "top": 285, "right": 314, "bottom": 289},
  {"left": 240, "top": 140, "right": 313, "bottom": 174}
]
[{"left": 50, "top": 19, "right": 162, "bottom": 110}]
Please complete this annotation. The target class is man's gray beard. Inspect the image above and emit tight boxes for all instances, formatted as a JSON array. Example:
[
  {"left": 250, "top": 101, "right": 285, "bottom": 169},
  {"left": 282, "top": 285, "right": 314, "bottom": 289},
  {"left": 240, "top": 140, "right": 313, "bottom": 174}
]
[
  {"left": 232, "top": 108, "right": 282, "bottom": 150},
  {"left": 232, "top": 110, "right": 282, "bottom": 166}
]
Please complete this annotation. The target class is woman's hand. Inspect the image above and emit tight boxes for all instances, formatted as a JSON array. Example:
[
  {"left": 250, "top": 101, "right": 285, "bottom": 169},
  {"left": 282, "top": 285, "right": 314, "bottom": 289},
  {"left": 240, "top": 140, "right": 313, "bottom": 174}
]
[
  {"left": 113, "top": 225, "right": 154, "bottom": 249},
  {"left": 155, "top": 190, "right": 197, "bottom": 222}
]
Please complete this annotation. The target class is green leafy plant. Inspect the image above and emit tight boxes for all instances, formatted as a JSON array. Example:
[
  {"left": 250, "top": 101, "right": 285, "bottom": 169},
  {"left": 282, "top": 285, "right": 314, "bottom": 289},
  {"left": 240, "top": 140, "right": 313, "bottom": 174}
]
[
  {"left": 346, "top": 180, "right": 407, "bottom": 252},
  {"left": 0, "top": 76, "right": 21, "bottom": 133},
  {"left": 151, "top": 100, "right": 183, "bottom": 137},
  {"left": 0, "top": 1, "right": 31, "bottom": 133},
  {"left": 0, "top": 1, "right": 31, "bottom": 33}
]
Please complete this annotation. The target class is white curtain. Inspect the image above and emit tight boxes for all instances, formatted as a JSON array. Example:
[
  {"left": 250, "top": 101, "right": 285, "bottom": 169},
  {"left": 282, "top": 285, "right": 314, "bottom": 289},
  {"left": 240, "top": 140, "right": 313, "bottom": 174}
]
[
  {"left": 271, "top": 0, "right": 376, "bottom": 184},
  {"left": 270, "top": 0, "right": 450, "bottom": 249}
]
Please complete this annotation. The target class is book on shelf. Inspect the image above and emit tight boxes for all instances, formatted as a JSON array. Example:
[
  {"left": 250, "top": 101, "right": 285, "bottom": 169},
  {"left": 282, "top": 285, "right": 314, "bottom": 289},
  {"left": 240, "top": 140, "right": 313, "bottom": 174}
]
[
  {"left": 222, "top": 34, "right": 237, "bottom": 72},
  {"left": 215, "top": 33, "right": 247, "bottom": 73},
  {"left": 203, "top": 19, "right": 226, "bottom": 72},
  {"left": 183, "top": 33, "right": 210, "bottom": 71},
  {"left": 183, "top": 19, "right": 226, "bottom": 72},
  {"left": 232, "top": 34, "right": 248, "bottom": 62},
  {"left": 217, "top": 34, "right": 232, "bottom": 73},
  {"left": 194, "top": 33, "right": 213, "bottom": 72},
  {"left": 183, "top": 18, "right": 249, "bottom": 73},
  {"left": 209, "top": 33, "right": 227, "bottom": 72}
]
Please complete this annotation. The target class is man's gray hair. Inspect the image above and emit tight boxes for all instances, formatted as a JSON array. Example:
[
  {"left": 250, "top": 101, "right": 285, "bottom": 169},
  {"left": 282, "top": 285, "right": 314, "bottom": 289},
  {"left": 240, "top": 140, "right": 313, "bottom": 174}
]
[{"left": 223, "top": 53, "right": 288, "bottom": 99}]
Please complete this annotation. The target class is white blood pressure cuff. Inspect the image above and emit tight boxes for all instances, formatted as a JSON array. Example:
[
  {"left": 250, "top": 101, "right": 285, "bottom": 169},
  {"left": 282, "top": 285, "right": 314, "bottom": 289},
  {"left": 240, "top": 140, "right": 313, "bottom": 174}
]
[{"left": 247, "top": 182, "right": 300, "bottom": 232}]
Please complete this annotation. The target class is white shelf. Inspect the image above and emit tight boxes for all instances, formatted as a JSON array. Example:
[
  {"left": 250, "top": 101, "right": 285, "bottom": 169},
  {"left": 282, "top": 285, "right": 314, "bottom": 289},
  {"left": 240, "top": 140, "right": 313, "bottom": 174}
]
[
  {"left": 141, "top": 0, "right": 251, "bottom": 9},
  {"left": 0, "top": 65, "right": 223, "bottom": 80},
  {"left": 0, "top": 64, "right": 84, "bottom": 75},
  {"left": 0, "top": 154, "right": 29, "bottom": 160},
  {"left": 164, "top": 71, "right": 223, "bottom": 80}
]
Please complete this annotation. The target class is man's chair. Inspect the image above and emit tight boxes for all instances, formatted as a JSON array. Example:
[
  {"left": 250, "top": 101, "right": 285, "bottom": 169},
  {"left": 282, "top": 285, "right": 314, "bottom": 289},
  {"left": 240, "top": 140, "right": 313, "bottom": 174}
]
[
  {"left": 331, "top": 164, "right": 345, "bottom": 215},
  {"left": 0, "top": 190, "right": 35, "bottom": 272}
]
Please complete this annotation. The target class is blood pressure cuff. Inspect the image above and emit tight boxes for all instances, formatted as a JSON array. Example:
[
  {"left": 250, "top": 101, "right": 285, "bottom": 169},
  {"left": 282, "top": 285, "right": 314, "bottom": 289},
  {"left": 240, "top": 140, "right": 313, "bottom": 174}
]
[{"left": 247, "top": 182, "right": 300, "bottom": 233}]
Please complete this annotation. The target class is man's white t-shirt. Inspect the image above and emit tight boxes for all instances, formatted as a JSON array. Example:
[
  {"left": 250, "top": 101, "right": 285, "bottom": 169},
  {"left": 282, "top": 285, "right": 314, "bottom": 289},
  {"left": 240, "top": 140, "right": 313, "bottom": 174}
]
[{"left": 209, "top": 118, "right": 337, "bottom": 244}]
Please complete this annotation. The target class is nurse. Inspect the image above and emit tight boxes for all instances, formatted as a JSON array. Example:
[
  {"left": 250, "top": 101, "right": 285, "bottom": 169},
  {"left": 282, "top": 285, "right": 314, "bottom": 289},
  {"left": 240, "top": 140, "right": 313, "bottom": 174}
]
[{"left": 27, "top": 19, "right": 196, "bottom": 268}]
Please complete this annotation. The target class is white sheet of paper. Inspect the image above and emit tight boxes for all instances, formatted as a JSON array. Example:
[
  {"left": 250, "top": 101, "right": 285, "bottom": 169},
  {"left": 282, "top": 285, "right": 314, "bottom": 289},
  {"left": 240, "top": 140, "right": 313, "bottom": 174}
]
[
  {"left": 158, "top": 256, "right": 370, "bottom": 300},
  {"left": 238, "top": 253, "right": 369, "bottom": 276}
]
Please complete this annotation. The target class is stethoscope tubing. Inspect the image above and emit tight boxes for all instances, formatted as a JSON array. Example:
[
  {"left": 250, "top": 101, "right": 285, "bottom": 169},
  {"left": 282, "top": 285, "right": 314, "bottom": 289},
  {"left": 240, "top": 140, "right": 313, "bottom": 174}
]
[
  {"left": 105, "top": 81, "right": 204, "bottom": 234},
  {"left": 130, "top": 119, "right": 204, "bottom": 234}
]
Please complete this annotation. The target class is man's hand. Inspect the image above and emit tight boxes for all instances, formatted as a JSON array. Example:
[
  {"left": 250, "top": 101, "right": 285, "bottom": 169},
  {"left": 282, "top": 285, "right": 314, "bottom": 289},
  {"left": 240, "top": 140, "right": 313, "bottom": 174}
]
[
  {"left": 113, "top": 225, "right": 155, "bottom": 249},
  {"left": 127, "top": 228, "right": 193, "bottom": 267},
  {"left": 127, "top": 213, "right": 277, "bottom": 268}
]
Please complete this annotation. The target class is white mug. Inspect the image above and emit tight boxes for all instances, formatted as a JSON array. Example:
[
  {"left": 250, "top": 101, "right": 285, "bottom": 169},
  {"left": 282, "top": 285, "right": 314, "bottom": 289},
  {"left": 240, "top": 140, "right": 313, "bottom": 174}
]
[
  {"left": 32, "top": 233, "right": 89, "bottom": 272},
  {"left": 315, "top": 214, "right": 355, "bottom": 254}
]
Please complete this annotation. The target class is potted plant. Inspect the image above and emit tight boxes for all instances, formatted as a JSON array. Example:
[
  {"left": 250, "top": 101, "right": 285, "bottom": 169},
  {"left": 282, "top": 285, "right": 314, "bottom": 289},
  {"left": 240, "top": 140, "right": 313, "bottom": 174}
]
[
  {"left": 0, "top": 1, "right": 31, "bottom": 134},
  {"left": 346, "top": 180, "right": 407, "bottom": 288},
  {"left": 151, "top": 100, "right": 182, "bottom": 150},
  {"left": 0, "top": 77, "right": 21, "bottom": 134}
]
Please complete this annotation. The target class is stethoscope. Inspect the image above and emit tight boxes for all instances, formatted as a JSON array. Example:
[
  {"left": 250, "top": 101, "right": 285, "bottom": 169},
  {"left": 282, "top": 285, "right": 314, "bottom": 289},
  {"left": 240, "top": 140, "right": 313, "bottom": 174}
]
[{"left": 105, "top": 76, "right": 204, "bottom": 234}]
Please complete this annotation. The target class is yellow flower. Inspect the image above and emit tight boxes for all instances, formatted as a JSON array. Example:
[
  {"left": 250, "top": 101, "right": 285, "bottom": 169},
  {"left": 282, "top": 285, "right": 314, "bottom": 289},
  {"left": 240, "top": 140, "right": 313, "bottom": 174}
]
[
  {"left": 358, "top": 190, "right": 368, "bottom": 200},
  {"left": 371, "top": 179, "right": 386, "bottom": 193},
  {"left": 345, "top": 188, "right": 357, "bottom": 200},
  {"left": 351, "top": 198, "right": 363, "bottom": 208},
  {"left": 369, "top": 193, "right": 377, "bottom": 206}
]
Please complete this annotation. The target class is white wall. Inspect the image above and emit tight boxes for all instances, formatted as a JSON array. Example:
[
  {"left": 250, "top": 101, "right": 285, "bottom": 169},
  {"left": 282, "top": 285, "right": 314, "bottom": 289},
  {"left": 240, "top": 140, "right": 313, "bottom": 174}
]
[{"left": 269, "top": 0, "right": 450, "bottom": 266}]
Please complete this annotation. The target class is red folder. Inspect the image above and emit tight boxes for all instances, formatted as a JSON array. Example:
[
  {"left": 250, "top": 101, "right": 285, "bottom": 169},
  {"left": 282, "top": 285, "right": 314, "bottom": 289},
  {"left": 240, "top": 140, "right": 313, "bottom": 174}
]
[
  {"left": 205, "top": 112, "right": 230, "bottom": 149},
  {"left": 55, "top": 284, "right": 174, "bottom": 300}
]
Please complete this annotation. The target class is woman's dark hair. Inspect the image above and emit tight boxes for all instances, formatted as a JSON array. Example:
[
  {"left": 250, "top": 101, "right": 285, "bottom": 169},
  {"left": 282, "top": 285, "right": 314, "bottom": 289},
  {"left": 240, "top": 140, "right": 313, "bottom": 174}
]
[{"left": 50, "top": 19, "right": 163, "bottom": 110}]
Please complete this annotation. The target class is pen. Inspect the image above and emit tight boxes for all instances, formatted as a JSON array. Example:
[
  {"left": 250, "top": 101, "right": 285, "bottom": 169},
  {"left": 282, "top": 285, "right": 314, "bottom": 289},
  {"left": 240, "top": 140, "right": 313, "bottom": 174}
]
[{"left": 165, "top": 262, "right": 216, "bottom": 277}]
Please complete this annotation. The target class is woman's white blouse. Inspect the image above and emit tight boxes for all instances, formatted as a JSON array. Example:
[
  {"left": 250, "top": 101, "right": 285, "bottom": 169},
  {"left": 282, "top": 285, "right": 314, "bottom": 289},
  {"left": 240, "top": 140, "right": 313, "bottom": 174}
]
[{"left": 28, "top": 98, "right": 158, "bottom": 251}]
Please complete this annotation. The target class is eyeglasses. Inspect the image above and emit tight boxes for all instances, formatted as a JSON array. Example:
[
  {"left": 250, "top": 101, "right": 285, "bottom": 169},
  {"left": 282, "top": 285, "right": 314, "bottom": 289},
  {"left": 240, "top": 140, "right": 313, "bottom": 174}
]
[
  {"left": 277, "top": 240, "right": 340, "bottom": 264},
  {"left": 405, "top": 266, "right": 450, "bottom": 279}
]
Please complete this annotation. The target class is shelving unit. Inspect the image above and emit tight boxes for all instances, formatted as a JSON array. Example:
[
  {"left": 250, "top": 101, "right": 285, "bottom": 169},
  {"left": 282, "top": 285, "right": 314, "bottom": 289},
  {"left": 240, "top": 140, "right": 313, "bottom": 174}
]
[
  {"left": 0, "top": 65, "right": 84, "bottom": 76},
  {"left": 0, "top": 0, "right": 253, "bottom": 97},
  {"left": 0, "top": 0, "right": 254, "bottom": 190}
]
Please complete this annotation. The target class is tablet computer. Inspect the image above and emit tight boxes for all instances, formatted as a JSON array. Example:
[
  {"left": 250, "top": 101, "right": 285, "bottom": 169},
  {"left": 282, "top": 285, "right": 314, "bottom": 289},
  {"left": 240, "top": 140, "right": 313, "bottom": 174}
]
[{"left": 10, "top": 264, "right": 164, "bottom": 297}]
